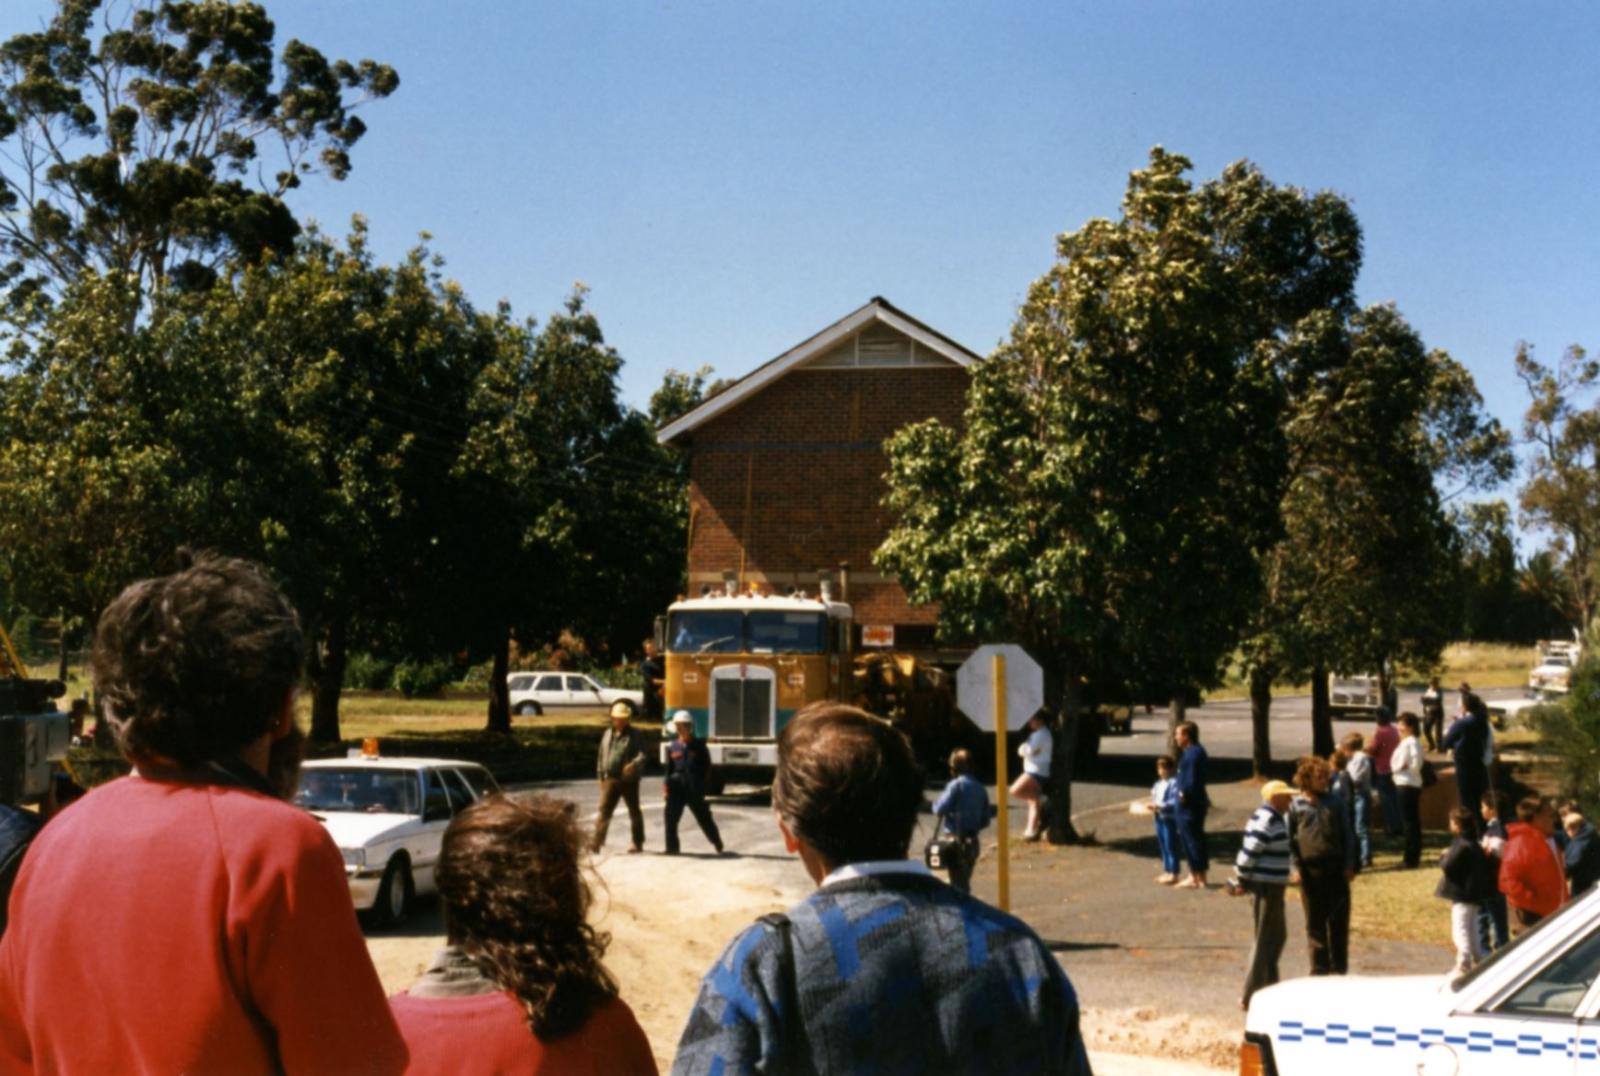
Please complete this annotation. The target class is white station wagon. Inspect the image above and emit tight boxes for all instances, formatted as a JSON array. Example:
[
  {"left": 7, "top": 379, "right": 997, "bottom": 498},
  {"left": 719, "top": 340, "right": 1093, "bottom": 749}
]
[
  {"left": 1243, "top": 884, "right": 1600, "bottom": 1074},
  {"left": 295, "top": 755, "right": 500, "bottom": 927},
  {"left": 506, "top": 671, "right": 643, "bottom": 717}
]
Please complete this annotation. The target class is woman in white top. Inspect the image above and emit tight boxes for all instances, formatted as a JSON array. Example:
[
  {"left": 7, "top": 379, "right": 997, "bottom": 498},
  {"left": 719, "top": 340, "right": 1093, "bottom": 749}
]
[
  {"left": 1013, "top": 712, "right": 1052, "bottom": 841},
  {"left": 1390, "top": 712, "right": 1425, "bottom": 869}
]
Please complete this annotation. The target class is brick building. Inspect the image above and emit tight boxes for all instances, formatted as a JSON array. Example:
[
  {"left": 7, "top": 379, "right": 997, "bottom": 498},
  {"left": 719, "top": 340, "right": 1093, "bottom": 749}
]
[{"left": 657, "top": 297, "right": 978, "bottom": 652}]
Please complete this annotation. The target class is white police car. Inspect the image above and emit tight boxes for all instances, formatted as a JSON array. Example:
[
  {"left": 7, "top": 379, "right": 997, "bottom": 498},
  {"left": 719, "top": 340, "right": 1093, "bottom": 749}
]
[
  {"left": 1243, "top": 884, "right": 1600, "bottom": 1074},
  {"left": 295, "top": 755, "right": 499, "bottom": 926}
]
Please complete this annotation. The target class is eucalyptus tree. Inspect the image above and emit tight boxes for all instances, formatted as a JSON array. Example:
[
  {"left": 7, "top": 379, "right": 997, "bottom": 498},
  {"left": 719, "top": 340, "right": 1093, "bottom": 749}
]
[{"left": 0, "top": 0, "right": 395, "bottom": 315}]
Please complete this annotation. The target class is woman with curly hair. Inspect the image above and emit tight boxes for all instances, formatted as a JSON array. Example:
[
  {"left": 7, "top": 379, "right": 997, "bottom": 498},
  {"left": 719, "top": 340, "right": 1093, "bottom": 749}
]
[{"left": 390, "top": 793, "right": 656, "bottom": 1073}]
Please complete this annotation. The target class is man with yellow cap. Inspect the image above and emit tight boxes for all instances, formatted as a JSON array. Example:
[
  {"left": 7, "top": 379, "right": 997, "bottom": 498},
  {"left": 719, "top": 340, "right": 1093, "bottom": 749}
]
[
  {"left": 593, "top": 700, "right": 649, "bottom": 853},
  {"left": 1229, "top": 779, "right": 1294, "bottom": 1009}
]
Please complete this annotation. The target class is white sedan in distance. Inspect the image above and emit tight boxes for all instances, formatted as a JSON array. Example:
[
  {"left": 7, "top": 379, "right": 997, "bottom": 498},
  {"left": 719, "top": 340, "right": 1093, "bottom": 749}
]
[
  {"left": 295, "top": 755, "right": 500, "bottom": 927},
  {"left": 506, "top": 671, "right": 643, "bottom": 717}
]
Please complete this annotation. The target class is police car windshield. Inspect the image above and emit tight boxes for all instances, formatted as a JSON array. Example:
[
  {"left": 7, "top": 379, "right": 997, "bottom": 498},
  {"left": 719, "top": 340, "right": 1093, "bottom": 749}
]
[
  {"left": 667, "top": 610, "right": 827, "bottom": 654},
  {"left": 295, "top": 769, "right": 421, "bottom": 815}
]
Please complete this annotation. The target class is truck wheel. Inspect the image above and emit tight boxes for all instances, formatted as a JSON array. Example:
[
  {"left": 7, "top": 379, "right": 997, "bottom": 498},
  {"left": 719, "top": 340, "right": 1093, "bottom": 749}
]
[
  {"left": 515, "top": 701, "right": 542, "bottom": 716},
  {"left": 374, "top": 855, "right": 413, "bottom": 928}
]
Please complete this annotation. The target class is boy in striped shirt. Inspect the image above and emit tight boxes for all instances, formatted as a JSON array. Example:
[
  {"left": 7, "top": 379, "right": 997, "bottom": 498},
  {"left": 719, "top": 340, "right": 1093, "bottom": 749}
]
[{"left": 1229, "top": 780, "right": 1295, "bottom": 1009}]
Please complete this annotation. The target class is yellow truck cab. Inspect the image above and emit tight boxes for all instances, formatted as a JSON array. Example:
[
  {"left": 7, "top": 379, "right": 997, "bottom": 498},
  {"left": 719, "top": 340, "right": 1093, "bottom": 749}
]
[{"left": 659, "top": 587, "right": 852, "bottom": 780}]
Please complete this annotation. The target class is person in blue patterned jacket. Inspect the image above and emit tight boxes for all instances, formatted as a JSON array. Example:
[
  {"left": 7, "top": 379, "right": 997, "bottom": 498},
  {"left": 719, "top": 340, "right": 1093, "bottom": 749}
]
[{"left": 672, "top": 703, "right": 1091, "bottom": 1075}]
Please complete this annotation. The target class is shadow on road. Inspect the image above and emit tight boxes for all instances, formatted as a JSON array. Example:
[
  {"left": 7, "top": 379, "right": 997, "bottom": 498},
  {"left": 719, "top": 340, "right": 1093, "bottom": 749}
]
[{"left": 1043, "top": 940, "right": 1121, "bottom": 954}]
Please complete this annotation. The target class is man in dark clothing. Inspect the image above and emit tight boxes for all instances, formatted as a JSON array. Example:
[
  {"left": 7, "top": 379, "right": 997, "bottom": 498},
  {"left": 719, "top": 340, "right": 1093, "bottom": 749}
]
[
  {"left": 1289, "top": 755, "right": 1359, "bottom": 976},
  {"left": 663, "top": 710, "right": 723, "bottom": 855},
  {"left": 1443, "top": 691, "right": 1490, "bottom": 814},
  {"left": 592, "top": 701, "right": 649, "bottom": 854},
  {"left": 1174, "top": 720, "right": 1211, "bottom": 888},
  {"left": 674, "top": 703, "right": 1091, "bottom": 1075},
  {"left": 1562, "top": 811, "right": 1600, "bottom": 897},
  {"left": 639, "top": 640, "right": 665, "bottom": 725}
]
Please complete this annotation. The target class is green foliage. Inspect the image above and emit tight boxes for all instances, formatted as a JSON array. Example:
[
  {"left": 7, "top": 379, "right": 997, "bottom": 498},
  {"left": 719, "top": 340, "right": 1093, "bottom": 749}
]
[
  {"left": 391, "top": 659, "right": 452, "bottom": 699},
  {"left": 342, "top": 652, "right": 395, "bottom": 692},
  {"left": 878, "top": 148, "right": 1364, "bottom": 701},
  {"left": 1517, "top": 344, "right": 1600, "bottom": 629},
  {"left": 0, "top": 0, "right": 397, "bottom": 309},
  {"left": 1531, "top": 659, "right": 1600, "bottom": 818}
]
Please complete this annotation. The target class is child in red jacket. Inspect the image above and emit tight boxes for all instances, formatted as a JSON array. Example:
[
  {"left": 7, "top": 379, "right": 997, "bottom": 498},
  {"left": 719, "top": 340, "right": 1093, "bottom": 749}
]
[{"left": 1500, "top": 795, "right": 1566, "bottom": 936}]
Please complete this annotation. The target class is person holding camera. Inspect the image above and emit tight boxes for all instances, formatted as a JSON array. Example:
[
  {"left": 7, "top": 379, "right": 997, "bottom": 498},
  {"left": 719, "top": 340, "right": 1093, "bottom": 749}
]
[{"left": 0, "top": 555, "right": 406, "bottom": 1075}]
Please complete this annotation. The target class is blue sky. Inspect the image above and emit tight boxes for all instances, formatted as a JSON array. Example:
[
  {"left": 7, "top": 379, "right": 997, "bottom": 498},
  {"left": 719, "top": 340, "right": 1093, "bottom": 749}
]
[{"left": 11, "top": 2, "right": 1599, "bottom": 484}]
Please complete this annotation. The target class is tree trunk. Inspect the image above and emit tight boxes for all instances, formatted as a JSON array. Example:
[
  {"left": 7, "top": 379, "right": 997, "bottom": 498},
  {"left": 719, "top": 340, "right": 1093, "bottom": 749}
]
[
  {"left": 308, "top": 618, "right": 347, "bottom": 744},
  {"left": 1310, "top": 664, "right": 1334, "bottom": 758},
  {"left": 484, "top": 634, "right": 512, "bottom": 734},
  {"left": 1167, "top": 693, "right": 1186, "bottom": 758},
  {"left": 56, "top": 611, "right": 69, "bottom": 683},
  {"left": 1046, "top": 669, "right": 1083, "bottom": 844},
  {"left": 1249, "top": 665, "right": 1273, "bottom": 777}
]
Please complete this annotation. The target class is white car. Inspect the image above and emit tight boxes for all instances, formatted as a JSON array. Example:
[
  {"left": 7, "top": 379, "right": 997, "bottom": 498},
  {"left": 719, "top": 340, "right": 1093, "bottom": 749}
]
[
  {"left": 506, "top": 671, "right": 643, "bottom": 717},
  {"left": 1243, "top": 884, "right": 1600, "bottom": 1074},
  {"left": 1530, "top": 647, "right": 1579, "bottom": 697},
  {"left": 295, "top": 756, "right": 500, "bottom": 926}
]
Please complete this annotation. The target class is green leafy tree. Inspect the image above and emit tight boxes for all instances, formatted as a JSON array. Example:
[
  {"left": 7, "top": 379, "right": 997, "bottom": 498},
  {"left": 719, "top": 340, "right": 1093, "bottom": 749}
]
[
  {"left": 1241, "top": 306, "right": 1510, "bottom": 767},
  {"left": 1452, "top": 501, "right": 1519, "bottom": 640},
  {"left": 1517, "top": 343, "right": 1599, "bottom": 632},
  {"left": 879, "top": 149, "right": 1342, "bottom": 840},
  {"left": 0, "top": 0, "right": 396, "bottom": 312},
  {"left": 1531, "top": 658, "right": 1600, "bottom": 818}
]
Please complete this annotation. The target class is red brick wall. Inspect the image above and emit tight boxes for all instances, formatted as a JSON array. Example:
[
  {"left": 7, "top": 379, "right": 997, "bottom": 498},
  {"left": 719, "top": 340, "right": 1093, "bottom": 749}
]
[{"left": 684, "top": 366, "right": 969, "bottom": 628}]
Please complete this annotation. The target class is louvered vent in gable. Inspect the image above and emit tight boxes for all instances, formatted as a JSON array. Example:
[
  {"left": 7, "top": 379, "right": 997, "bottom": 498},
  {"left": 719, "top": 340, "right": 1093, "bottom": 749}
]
[{"left": 856, "top": 326, "right": 911, "bottom": 366}]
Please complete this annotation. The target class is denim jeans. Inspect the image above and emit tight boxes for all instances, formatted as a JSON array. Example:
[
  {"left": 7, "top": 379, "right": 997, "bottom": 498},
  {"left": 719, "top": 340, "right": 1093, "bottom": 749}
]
[
  {"left": 1154, "top": 814, "right": 1181, "bottom": 873},
  {"left": 1374, "top": 772, "right": 1402, "bottom": 835},
  {"left": 1352, "top": 791, "right": 1372, "bottom": 866}
]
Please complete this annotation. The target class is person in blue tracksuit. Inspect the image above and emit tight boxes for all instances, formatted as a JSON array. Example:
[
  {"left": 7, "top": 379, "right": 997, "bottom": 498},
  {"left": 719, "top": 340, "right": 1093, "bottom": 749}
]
[{"left": 1174, "top": 720, "right": 1211, "bottom": 889}]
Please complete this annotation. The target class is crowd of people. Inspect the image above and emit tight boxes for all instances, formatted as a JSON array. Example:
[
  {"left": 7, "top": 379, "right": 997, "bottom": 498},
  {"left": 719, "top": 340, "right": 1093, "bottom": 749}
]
[
  {"left": 0, "top": 555, "right": 1091, "bottom": 1074},
  {"left": 1171, "top": 684, "right": 1600, "bottom": 1008}
]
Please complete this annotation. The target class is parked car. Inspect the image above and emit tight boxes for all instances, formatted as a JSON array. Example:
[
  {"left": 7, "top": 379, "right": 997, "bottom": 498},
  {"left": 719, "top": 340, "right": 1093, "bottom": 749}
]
[
  {"left": 1529, "top": 640, "right": 1581, "bottom": 697},
  {"left": 295, "top": 755, "right": 500, "bottom": 926},
  {"left": 506, "top": 671, "right": 643, "bottom": 717},
  {"left": 1242, "top": 883, "right": 1600, "bottom": 1074}
]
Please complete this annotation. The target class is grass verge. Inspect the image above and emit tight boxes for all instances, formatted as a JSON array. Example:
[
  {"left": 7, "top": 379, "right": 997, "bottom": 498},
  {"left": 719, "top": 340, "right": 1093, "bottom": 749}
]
[{"left": 1347, "top": 833, "right": 1455, "bottom": 947}]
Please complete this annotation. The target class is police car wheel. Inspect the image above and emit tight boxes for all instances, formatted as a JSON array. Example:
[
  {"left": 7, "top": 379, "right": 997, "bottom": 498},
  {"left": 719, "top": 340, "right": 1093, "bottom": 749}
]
[{"left": 374, "top": 856, "right": 413, "bottom": 927}]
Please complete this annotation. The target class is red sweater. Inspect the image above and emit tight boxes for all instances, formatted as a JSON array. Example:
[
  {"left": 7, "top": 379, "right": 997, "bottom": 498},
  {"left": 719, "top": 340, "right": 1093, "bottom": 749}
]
[
  {"left": 0, "top": 775, "right": 407, "bottom": 1075},
  {"left": 390, "top": 991, "right": 656, "bottom": 1075},
  {"left": 1500, "top": 821, "right": 1566, "bottom": 917}
]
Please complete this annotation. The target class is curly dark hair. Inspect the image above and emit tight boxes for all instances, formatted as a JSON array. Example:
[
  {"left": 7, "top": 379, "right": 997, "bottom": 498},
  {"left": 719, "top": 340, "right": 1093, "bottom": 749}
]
[
  {"left": 91, "top": 553, "right": 305, "bottom": 768},
  {"left": 773, "top": 702, "right": 924, "bottom": 866},
  {"left": 435, "top": 794, "right": 617, "bottom": 1040}
]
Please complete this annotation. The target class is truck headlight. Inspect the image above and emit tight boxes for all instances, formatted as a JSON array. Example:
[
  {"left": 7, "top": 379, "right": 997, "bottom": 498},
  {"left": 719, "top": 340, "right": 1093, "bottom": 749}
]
[{"left": 341, "top": 847, "right": 366, "bottom": 870}]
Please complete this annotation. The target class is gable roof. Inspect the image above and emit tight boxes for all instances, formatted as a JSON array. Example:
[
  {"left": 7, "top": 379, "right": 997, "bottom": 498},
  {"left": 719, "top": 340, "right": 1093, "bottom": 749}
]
[{"left": 656, "top": 296, "right": 981, "bottom": 444}]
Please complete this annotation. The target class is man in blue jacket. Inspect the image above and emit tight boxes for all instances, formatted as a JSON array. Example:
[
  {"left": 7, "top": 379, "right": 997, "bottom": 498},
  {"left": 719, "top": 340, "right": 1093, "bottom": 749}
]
[
  {"left": 1174, "top": 720, "right": 1211, "bottom": 889},
  {"left": 674, "top": 703, "right": 1091, "bottom": 1075},
  {"left": 1443, "top": 688, "right": 1490, "bottom": 814}
]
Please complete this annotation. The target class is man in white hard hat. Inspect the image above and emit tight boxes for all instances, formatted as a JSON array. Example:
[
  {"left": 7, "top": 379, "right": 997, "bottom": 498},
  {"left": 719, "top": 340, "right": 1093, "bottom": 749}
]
[
  {"left": 592, "top": 700, "right": 649, "bottom": 853},
  {"left": 663, "top": 710, "right": 724, "bottom": 855}
]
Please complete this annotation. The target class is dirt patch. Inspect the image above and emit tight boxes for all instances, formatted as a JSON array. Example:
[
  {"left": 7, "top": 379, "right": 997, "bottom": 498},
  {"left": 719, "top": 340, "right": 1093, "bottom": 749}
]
[
  {"left": 1081, "top": 1007, "right": 1236, "bottom": 1071},
  {"left": 367, "top": 848, "right": 812, "bottom": 1072}
]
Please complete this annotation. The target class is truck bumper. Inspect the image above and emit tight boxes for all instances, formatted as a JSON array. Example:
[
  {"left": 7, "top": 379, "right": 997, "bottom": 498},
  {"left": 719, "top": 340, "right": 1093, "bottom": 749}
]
[{"left": 708, "top": 742, "right": 778, "bottom": 768}]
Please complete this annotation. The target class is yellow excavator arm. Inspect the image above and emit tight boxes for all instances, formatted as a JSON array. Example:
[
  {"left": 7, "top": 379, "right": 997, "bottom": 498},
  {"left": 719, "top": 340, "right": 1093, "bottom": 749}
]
[{"left": 0, "top": 622, "right": 29, "bottom": 680}]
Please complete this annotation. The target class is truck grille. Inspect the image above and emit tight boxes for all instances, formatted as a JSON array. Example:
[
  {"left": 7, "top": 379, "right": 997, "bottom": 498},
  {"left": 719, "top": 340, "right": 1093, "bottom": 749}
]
[{"left": 713, "top": 677, "right": 772, "bottom": 739}]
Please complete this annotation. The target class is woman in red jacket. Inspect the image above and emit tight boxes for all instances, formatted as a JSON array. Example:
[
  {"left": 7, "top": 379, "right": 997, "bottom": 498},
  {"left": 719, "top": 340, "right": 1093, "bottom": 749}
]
[
  {"left": 390, "top": 793, "right": 657, "bottom": 1074},
  {"left": 1501, "top": 795, "right": 1567, "bottom": 936}
]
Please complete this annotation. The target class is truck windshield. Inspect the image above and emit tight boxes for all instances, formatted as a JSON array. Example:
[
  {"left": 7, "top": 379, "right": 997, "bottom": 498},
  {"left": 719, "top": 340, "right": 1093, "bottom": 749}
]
[
  {"left": 747, "top": 612, "right": 826, "bottom": 653},
  {"left": 666, "top": 610, "right": 829, "bottom": 654},
  {"left": 669, "top": 610, "right": 745, "bottom": 653}
]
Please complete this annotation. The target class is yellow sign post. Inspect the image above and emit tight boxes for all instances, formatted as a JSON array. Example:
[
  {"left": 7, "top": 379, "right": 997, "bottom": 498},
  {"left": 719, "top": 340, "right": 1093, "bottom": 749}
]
[{"left": 993, "top": 651, "right": 1009, "bottom": 912}]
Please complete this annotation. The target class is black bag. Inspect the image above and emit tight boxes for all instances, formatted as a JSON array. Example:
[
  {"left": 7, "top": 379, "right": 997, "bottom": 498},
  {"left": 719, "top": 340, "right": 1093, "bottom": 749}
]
[
  {"left": 1421, "top": 759, "right": 1438, "bottom": 788},
  {"left": 1291, "top": 800, "right": 1342, "bottom": 864},
  {"left": 924, "top": 811, "right": 966, "bottom": 872}
]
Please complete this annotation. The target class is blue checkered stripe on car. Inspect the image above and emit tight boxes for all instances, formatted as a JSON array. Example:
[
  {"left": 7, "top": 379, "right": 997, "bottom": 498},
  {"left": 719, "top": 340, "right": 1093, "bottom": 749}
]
[{"left": 1278, "top": 1020, "right": 1600, "bottom": 1059}]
